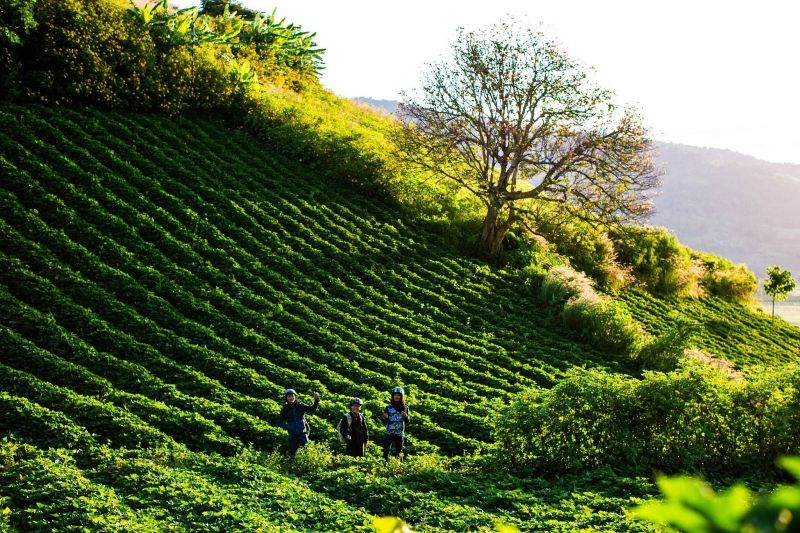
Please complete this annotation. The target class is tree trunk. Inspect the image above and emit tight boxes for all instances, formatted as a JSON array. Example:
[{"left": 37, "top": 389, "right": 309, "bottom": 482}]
[{"left": 478, "top": 204, "right": 514, "bottom": 258}]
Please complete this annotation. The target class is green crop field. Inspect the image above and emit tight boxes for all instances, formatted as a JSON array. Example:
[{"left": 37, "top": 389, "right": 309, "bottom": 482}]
[{"left": 0, "top": 103, "right": 798, "bottom": 531}]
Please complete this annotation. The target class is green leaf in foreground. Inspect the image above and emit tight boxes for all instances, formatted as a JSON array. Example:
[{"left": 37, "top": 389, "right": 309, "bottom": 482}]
[{"left": 630, "top": 476, "right": 752, "bottom": 533}]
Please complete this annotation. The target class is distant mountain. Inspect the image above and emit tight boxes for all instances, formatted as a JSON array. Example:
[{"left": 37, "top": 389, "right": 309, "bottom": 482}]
[
  {"left": 651, "top": 142, "right": 800, "bottom": 279},
  {"left": 353, "top": 97, "right": 800, "bottom": 279},
  {"left": 352, "top": 97, "right": 399, "bottom": 114}
]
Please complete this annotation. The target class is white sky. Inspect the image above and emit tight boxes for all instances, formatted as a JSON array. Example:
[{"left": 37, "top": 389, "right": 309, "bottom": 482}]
[{"left": 177, "top": 1, "right": 800, "bottom": 164}]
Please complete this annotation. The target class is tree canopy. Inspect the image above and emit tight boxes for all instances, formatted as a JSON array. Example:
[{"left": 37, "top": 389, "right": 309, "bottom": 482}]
[
  {"left": 764, "top": 265, "right": 796, "bottom": 319},
  {"left": 395, "top": 19, "right": 661, "bottom": 257}
]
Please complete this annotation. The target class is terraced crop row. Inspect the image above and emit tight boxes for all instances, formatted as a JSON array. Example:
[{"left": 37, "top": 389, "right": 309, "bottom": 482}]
[
  {"left": 2, "top": 103, "right": 794, "bottom": 531},
  {"left": 618, "top": 289, "right": 800, "bottom": 370},
  {"left": 0, "top": 103, "right": 627, "bottom": 458}
]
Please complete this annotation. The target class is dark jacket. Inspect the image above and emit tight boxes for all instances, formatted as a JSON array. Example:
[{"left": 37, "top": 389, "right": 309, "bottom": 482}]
[
  {"left": 339, "top": 412, "right": 369, "bottom": 444},
  {"left": 279, "top": 397, "right": 319, "bottom": 434}
]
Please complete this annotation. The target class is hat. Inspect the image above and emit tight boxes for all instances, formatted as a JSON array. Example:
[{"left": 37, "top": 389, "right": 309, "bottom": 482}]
[
  {"left": 284, "top": 388, "right": 297, "bottom": 397},
  {"left": 391, "top": 386, "right": 405, "bottom": 395},
  {"left": 350, "top": 397, "right": 363, "bottom": 406}
]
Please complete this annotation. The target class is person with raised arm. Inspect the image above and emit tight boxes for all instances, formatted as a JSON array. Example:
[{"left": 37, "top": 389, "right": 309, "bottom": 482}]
[{"left": 278, "top": 388, "right": 319, "bottom": 455}]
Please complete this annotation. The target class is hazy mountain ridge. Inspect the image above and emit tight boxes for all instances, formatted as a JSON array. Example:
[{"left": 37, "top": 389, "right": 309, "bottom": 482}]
[
  {"left": 352, "top": 97, "right": 800, "bottom": 279},
  {"left": 651, "top": 142, "right": 800, "bottom": 278}
]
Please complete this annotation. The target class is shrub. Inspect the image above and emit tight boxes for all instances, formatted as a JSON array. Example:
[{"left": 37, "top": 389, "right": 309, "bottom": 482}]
[
  {"left": 16, "top": 0, "right": 151, "bottom": 106},
  {"left": 635, "top": 314, "right": 698, "bottom": 372},
  {"left": 495, "top": 363, "right": 800, "bottom": 477},
  {"left": 612, "top": 225, "right": 703, "bottom": 297},
  {"left": 0, "top": 0, "right": 37, "bottom": 95},
  {"left": 693, "top": 251, "right": 758, "bottom": 305},
  {"left": 528, "top": 208, "right": 632, "bottom": 292},
  {"left": 290, "top": 441, "right": 337, "bottom": 476},
  {"left": 563, "top": 297, "right": 646, "bottom": 354},
  {"left": 540, "top": 264, "right": 646, "bottom": 354},
  {"left": 539, "top": 264, "right": 596, "bottom": 306}
]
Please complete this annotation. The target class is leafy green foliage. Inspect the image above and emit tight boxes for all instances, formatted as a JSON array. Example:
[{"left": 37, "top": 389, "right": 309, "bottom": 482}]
[
  {"left": 612, "top": 225, "right": 702, "bottom": 297},
  {"left": 3, "top": 0, "right": 323, "bottom": 112},
  {"left": 496, "top": 363, "right": 800, "bottom": 476},
  {"left": 765, "top": 265, "right": 797, "bottom": 319},
  {"left": 0, "top": 0, "right": 36, "bottom": 46},
  {"left": 618, "top": 288, "right": 800, "bottom": 369},
  {"left": 692, "top": 251, "right": 757, "bottom": 306},
  {"left": 635, "top": 314, "right": 698, "bottom": 372},
  {"left": 633, "top": 457, "right": 800, "bottom": 532},
  {"left": 0, "top": 102, "right": 797, "bottom": 530},
  {"left": 541, "top": 265, "right": 646, "bottom": 355},
  {"left": 236, "top": 8, "right": 325, "bottom": 75}
]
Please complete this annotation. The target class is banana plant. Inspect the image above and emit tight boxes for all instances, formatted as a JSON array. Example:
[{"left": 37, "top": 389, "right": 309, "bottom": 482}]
[
  {"left": 127, "top": 0, "right": 169, "bottom": 26},
  {"left": 130, "top": 1, "right": 242, "bottom": 47},
  {"left": 225, "top": 56, "right": 258, "bottom": 88},
  {"left": 237, "top": 8, "right": 324, "bottom": 74}
]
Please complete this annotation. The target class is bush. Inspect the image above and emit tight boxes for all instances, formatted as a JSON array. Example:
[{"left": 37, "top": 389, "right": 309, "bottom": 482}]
[
  {"left": 530, "top": 211, "right": 631, "bottom": 292},
  {"left": 635, "top": 314, "right": 698, "bottom": 372},
  {"left": 563, "top": 297, "right": 646, "bottom": 354},
  {"left": 539, "top": 264, "right": 596, "bottom": 306},
  {"left": 0, "top": 0, "right": 37, "bottom": 95},
  {"left": 290, "top": 441, "right": 337, "bottom": 476},
  {"left": 540, "top": 264, "right": 646, "bottom": 354},
  {"left": 612, "top": 226, "right": 703, "bottom": 297},
  {"left": 495, "top": 363, "right": 800, "bottom": 477},
  {"left": 693, "top": 251, "right": 757, "bottom": 305},
  {"left": 16, "top": 0, "right": 150, "bottom": 106}
]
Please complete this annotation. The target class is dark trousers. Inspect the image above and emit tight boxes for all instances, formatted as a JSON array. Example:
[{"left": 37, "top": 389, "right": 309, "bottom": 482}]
[
  {"left": 345, "top": 441, "right": 366, "bottom": 457},
  {"left": 382, "top": 434, "right": 404, "bottom": 460},
  {"left": 288, "top": 432, "right": 309, "bottom": 455}
]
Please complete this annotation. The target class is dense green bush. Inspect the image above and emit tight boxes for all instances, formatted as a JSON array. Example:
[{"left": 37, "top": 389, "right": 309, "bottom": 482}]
[
  {"left": 612, "top": 225, "right": 703, "bottom": 297},
  {"left": 635, "top": 314, "right": 697, "bottom": 372},
  {"left": 692, "top": 250, "right": 757, "bottom": 305},
  {"left": 540, "top": 265, "right": 647, "bottom": 355},
  {"left": 563, "top": 297, "right": 645, "bottom": 354},
  {"left": 5, "top": 0, "right": 244, "bottom": 113},
  {"left": 496, "top": 363, "right": 800, "bottom": 476}
]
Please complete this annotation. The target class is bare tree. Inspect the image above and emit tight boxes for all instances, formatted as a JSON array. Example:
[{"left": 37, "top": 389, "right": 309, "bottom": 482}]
[{"left": 395, "top": 20, "right": 661, "bottom": 257}]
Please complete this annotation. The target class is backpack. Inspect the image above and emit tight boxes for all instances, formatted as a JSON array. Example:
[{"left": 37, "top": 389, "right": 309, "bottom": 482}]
[{"left": 335, "top": 413, "right": 352, "bottom": 443}]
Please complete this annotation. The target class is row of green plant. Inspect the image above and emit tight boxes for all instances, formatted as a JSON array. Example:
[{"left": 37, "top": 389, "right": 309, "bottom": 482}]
[
  {"left": 0, "top": 111, "right": 532, "bottom": 448},
  {"left": 0, "top": 438, "right": 377, "bottom": 531},
  {"left": 0, "top": 105, "right": 616, "bottom": 416},
  {"left": 618, "top": 287, "right": 800, "bottom": 370},
  {"left": 1, "top": 104, "right": 798, "bottom": 531}
]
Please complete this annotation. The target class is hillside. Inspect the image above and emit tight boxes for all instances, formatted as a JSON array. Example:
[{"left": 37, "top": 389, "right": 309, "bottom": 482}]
[
  {"left": 0, "top": 103, "right": 647, "bottom": 531},
  {"left": 2, "top": 102, "right": 799, "bottom": 531}
]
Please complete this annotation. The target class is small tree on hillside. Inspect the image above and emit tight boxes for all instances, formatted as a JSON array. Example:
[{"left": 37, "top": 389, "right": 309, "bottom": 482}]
[
  {"left": 763, "top": 265, "right": 796, "bottom": 320},
  {"left": 395, "top": 20, "right": 661, "bottom": 258}
]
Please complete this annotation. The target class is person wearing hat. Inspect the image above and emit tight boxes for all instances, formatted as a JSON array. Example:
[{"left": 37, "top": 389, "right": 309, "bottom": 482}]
[
  {"left": 381, "top": 386, "right": 410, "bottom": 461},
  {"left": 338, "top": 397, "right": 369, "bottom": 457},
  {"left": 278, "top": 388, "right": 319, "bottom": 455}
]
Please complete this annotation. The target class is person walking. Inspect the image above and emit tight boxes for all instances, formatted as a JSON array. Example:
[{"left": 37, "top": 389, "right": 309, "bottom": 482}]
[
  {"left": 278, "top": 388, "right": 319, "bottom": 455},
  {"left": 382, "top": 386, "right": 410, "bottom": 461},
  {"left": 338, "top": 397, "right": 369, "bottom": 457}
]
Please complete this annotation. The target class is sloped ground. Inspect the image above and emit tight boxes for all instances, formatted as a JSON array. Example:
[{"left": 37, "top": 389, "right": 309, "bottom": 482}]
[{"left": 0, "top": 104, "right": 794, "bottom": 530}]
